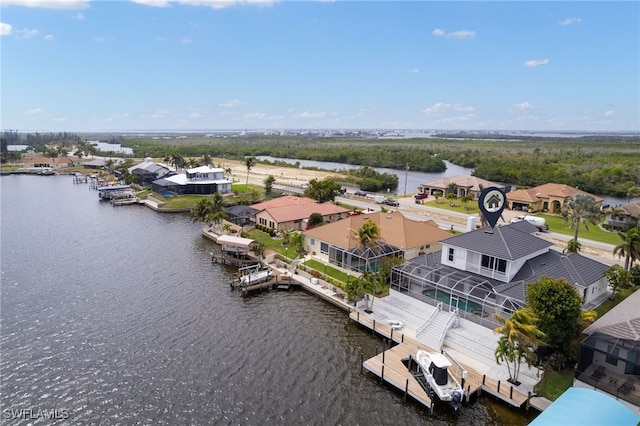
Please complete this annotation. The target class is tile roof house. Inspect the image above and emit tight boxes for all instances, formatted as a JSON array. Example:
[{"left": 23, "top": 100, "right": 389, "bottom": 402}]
[
  {"left": 303, "top": 211, "right": 453, "bottom": 272},
  {"left": 250, "top": 195, "right": 350, "bottom": 233},
  {"left": 604, "top": 201, "right": 640, "bottom": 230},
  {"left": 418, "top": 175, "right": 505, "bottom": 199},
  {"left": 151, "top": 165, "right": 232, "bottom": 196},
  {"left": 507, "top": 183, "right": 604, "bottom": 213},
  {"left": 391, "top": 221, "right": 611, "bottom": 328},
  {"left": 575, "top": 289, "right": 640, "bottom": 410}
]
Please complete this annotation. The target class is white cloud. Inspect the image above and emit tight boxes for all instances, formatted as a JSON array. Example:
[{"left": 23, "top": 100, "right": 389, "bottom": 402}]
[
  {"left": 15, "top": 28, "right": 38, "bottom": 39},
  {"left": 296, "top": 111, "right": 327, "bottom": 119},
  {"left": 189, "top": 112, "right": 202, "bottom": 118},
  {"left": 219, "top": 99, "right": 243, "bottom": 108},
  {"left": 132, "top": 0, "right": 278, "bottom": 9},
  {"left": 0, "top": 22, "right": 12, "bottom": 36},
  {"left": 523, "top": 59, "right": 549, "bottom": 67},
  {"left": 432, "top": 28, "right": 475, "bottom": 39},
  {"left": 559, "top": 17, "right": 582, "bottom": 26},
  {"left": 1, "top": 0, "right": 90, "bottom": 9},
  {"left": 448, "top": 30, "right": 476, "bottom": 39},
  {"left": 603, "top": 110, "right": 615, "bottom": 117},
  {"left": 408, "top": 68, "right": 419, "bottom": 74},
  {"left": 26, "top": 107, "right": 44, "bottom": 115},
  {"left": 43, "top": 34, "right": 54, "bottom": 41},
  {"left": 131, "top": 0, "right": 172, "bottom": 7},
  {"left": 513, "top": 102, "right": 534, "bottom": 111},
  {"left": 422, "top": 102, "right": 474, "bottom": 115},
  {"left": 243, "top": 112, "right": 268, "bottom": 119}
]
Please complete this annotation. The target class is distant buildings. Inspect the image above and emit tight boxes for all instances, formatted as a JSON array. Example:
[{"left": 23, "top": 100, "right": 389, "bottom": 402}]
[{"left": 418, "top": 175, "right": 505, "bottom": 200}]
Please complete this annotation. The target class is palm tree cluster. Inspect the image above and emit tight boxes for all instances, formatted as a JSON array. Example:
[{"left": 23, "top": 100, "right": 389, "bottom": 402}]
[
  {"left": 188, "top": 193, "right": 226, "bottom": 230},
  {"left": 494, "top": 308, "right": 546, "bottom": 385}
]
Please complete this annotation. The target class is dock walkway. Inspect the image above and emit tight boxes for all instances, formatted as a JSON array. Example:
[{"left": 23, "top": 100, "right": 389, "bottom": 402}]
[{"left": 350, "top": 310, "right": 532, "bottom": 410}]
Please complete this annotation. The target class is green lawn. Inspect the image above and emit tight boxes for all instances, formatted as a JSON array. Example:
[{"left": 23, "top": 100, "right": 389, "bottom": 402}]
[
  {"left": 538, "top": 214, "right": 622, "bottom": 245},
  {"left": 303, "top": 259, "right": 355, "bottom": 284},
  {"left": 534, "top": 370, "right": 574, "bottom": 401}
]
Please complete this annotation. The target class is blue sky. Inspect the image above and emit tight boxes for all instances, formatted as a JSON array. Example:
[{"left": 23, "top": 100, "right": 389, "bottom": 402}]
[{"left": 2, "top": 1, "right": 638, "bottom": 132}]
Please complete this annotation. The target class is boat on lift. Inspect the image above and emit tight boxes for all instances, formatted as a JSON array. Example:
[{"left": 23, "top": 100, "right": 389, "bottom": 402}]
[{"left": 416, "top": 349, "right": 463, "bottom": 410}]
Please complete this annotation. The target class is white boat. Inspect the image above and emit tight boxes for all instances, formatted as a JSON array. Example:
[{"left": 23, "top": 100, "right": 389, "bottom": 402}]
[
  {"left": 239, "top": 269, "right": 273, "bottom": 286},
  {"left": 416, "top": 350, "right": 463, "bottom": 409}
]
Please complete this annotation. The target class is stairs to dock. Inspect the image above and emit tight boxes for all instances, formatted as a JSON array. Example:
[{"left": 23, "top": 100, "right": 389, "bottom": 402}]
[{"left": 417, "top": 310, "right": 457, "bottom": 351}]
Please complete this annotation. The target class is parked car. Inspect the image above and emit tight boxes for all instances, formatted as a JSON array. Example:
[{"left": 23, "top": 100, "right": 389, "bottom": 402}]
[
  {"left": 414, "top": 192, "right": 428, "bottom": 200},
  {"left": 347, "top": 210, "right": 362, "bottom": 216},
  {"left": 384, "top": 199, "right": 399, "bottom": 207},
  {"left": 354, "top": 191, "right": 367, "bottom": 197}
]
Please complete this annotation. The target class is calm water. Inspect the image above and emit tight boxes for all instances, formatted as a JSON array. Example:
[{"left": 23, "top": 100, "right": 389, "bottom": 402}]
[{"left": 0, "top": 175, "right": 535, "bottom": 425}]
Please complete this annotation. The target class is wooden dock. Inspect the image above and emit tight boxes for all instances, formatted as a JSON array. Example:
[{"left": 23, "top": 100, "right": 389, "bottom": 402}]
[
  {"left": 211, "top": 253, "right": 260, "bottom": 267},
  {"left": 350, "top": 310, "right": 531, "bottom": 411}
]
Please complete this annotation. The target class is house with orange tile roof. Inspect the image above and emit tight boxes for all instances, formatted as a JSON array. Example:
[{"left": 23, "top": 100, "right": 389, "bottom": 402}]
[
  {"left": 506, "top": 183, "right": 604, "bottom": 213},
  {"left": 417, "top": 175, "right": 504, "bottom": 199},
  {"left": 251, "top": 195, "right": 350, "bottom": 233},
  {"left": 303, "top": 211, "right": 452, "bottom": 272}
]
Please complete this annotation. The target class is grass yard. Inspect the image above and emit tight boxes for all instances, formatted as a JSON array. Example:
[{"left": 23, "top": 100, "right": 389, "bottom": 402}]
[
  {"left": 534, "top": 370, "right": 575, "bottom": 401},
  {"left": 303, "top": 259, "right": 355, "bottom": 284},
  {"left": 539, "top": 214, "right": 622, "bottom": 245}
]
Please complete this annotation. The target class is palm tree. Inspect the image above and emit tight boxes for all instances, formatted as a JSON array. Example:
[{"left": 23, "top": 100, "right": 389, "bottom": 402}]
[
  {"left": 351, "top": 220, "right": 383, "bottom": 272},
  {"left": 357, "top": 270, "right": 384, "bottom": 313},
  {"left": 189, "top": 199, "right": 214, "bottom": 226},
  {"left": 494, "top": 307, "right": 546, "bottom": 384},
  {"left": 560, "top": 194, "right": 601, "bottom": 243},
  {"left": 613, "top": 228, "right": 640, "bottom": 271},
  {"left": 245, "top": 156, "right": 256, "bottom": 192}
]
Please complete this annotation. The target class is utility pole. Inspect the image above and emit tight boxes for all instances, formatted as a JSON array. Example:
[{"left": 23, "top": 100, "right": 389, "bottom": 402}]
[{"left": 404, "top": 163, "right": 409, "bottom": 197}]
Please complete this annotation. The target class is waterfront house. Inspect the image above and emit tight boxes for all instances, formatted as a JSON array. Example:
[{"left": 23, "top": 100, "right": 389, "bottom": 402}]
[
  {"left": 127, "top": 157, "right": 173, "bottom": 187},
  {"left": 604, "top": 201, "right": 640, "bottom": 230},
  {"left": 23, "top": 154, "right": 80, "bottom": 170},
  {"left": 390, "top": 220, "right": 611, "bottom": 329},
  {"left": 417, "top": 175, "right": 504, "bottom": 199},
  {"left": 151, "top": 165, "right": 232, "bottom": 196},
  {"left": 506, "top": 183, "right": 604, "bottom": 213},
  {"left": 574, "top": 288, "right": 640, "bottom": 411},
  {"left": 304, "top": 211, "right": 452, "bottom": 272},
  {"left": 250, "top": 195, "right": 350, "bottom": 233}
]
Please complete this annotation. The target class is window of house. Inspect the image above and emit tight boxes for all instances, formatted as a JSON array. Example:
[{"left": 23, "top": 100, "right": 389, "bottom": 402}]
[
  {"left": 448, "top": 248, "right": 454, "bottom": 262},
  {"left": 606, "top": 344, "right": 619, "bottom": 366},
  {"left": 481, "top": 255, "right": 506, "bottom": 273},
  {"left": 320, "top": 242, "right": 329, "bottom": 255},
  {"left": 310, "top": 238, "right": 315, "bottom": 247}
]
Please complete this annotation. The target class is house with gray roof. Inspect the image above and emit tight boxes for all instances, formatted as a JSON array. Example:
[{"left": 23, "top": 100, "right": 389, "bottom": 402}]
[
  {"left": 152, "top": 165, "right": 232, "bottom": 196},
  {"left": 128, "top": 157, "right": 173, "bottom": 186},
  {"left": 390, "top": 221, "right": 610, "bottom": 329},
  {"left": 574, "top": 289, "right": 640, "bottom": 410}
]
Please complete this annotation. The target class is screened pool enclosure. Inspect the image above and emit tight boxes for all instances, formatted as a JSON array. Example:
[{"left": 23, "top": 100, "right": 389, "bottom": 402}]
[
  {"left": 326, "top": 241, "right": 404, "bottom": 273},
  {"left": 390, "top": 253, "right": 526, "bottom": 328}
]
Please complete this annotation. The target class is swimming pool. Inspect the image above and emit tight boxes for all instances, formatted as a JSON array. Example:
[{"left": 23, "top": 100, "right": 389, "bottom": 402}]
[{"left": 422, "top": 289, "right": 486, "bottom": 317}]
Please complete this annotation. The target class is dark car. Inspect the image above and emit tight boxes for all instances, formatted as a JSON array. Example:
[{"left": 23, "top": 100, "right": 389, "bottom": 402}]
[
  {"left": 414, "top": 192, "right": 428, "bottom": 200},
  {"left": 384, "top": 199, "right": 399, "bottom": 207},
  {"left": 354, "top": 191, "right": 368, "bottom": 197}
]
